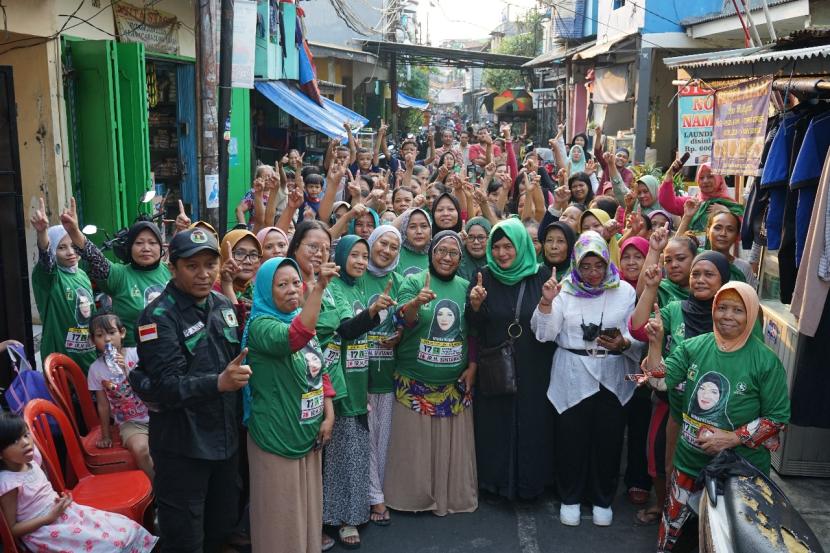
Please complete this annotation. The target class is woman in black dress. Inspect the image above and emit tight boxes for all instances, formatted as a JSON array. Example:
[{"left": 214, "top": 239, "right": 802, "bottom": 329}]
[{"left": 466, "top": 218, "right": 556, "bottom": 500}]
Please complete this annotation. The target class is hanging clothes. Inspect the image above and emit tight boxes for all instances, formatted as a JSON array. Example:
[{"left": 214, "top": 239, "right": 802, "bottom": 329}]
[{"left": 792, "top": 112, "right": 830, "bottom": 265}]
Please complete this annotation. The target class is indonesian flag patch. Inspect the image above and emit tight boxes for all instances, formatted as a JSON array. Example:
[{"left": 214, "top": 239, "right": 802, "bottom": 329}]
[{"left": 138, "top": 323, "right": 159, "bottom": 342}]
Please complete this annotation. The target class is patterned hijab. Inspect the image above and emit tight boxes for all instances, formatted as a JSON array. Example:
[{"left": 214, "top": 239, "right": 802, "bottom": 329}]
[
  {"left": 399, "top": 207, "right": 432, "bottom": 254},
  {"left": 561, "top": 230, "right": 620, "bottom": 298}
]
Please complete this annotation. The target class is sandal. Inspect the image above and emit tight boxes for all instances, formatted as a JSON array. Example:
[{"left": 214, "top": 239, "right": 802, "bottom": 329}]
[
  {"left": 338, "top": 525, "right": 361, "bottom": 550},
  {"left": 322, "top": 532, "right": 335, "bottom": 552},
  {"left": 370, "top": 507, "right": 391, "bottom": 526},
  {"left": 634, "top": 507, "right": 662, "bottom": 526}
]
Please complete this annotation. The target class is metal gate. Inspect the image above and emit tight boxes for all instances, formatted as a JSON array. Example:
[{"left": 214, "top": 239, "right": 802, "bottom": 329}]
[{"left": 534, "top": 85, "right": 565, "bottom": 145}]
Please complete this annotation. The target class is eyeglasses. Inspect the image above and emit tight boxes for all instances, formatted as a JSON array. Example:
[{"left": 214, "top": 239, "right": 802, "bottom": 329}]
[
  {"left": 302, "top": 243, "right": 329, "bottom": 254},
  {"left": 467, "top": 235, "right": 487, "bottom": 243},
  {"left": 578, "top": 264, "right": 606, "bottom": 275},
  {"left": 232, "top": 250, "right": 261, "bottom": 262},
  {"left": 434, "top": 248, "right": 460, "bottom": 259}
]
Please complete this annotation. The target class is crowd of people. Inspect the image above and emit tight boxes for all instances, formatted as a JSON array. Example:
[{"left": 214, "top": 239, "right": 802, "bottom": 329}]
[{"left": 9, "top": 121, "right": 791, "bottom": 553}]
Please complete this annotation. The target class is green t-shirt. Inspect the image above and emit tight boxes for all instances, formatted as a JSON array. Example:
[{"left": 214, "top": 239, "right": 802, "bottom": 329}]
[
  {"left": 328, "top": 279, "right": 369, "bottom": 417},
  {"left": 396, "top": 248, "right": 429, "bottom": 278},
  {"left": 317, "top": 287, "right": 347, "bottom": 401},
  {"left": 32, "top": 262, "right": 98, "bottom": 371},
  {"left": 98, "top": 263, "right": 171, "bottom": 347},
  {"left": 664, "top": 333, "right": 790, "bottom": 477},
  {"left": 396, "top": 271, "right": 469, "bottom": 385},
  {"left": 657, "top": 279, "right": 689, "bottom": 308},
  {"left": 359, "top": 272, "right": 402, "bottom": 394},
  {"left": 246, "top": 317, "right": 325, "bottom": 459},
  {"left": 728, "top": 263, "right": 747, "bottom": 283}
]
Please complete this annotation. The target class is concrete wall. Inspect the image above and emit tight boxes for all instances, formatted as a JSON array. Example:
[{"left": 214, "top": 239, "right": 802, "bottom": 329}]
[
  {"left": 596, "top": 0, "right": 644, "bottom": 43},
  {"left": 303, "top": 0, "right": 384, "bottom": 47}
]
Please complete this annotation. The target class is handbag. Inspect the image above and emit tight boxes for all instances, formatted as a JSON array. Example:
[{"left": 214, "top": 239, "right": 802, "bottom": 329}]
[{"left": 477, "top": 280, "right": 526, "bottom": 397}]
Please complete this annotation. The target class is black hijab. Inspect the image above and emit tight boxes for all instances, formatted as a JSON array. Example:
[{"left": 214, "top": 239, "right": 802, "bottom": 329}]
[
  {"left": 124, "top": 221, "right": 163, "bottom": 271},
  {"left": 539, "top": 221, "right": 576, "bottom": 278},
  {"left": 681, "top": 251, "right": 731, "bottom": 338},
  {"left": 428, "top": 230, "right": 463, "bottom": 282},
  {"left": 431, "top": 193, "right": 462, "bottom": 235}
]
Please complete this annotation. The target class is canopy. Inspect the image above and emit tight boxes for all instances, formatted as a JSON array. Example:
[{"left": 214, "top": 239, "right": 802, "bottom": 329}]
[
  {"left": 254, "top": 80, "right": 368, "bottom": 140},
  {"left": 397, "top": 91, "right": 429, "bottom": 111}
]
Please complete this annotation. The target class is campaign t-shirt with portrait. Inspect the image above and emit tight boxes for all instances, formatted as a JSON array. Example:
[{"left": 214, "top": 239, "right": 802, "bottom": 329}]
[
  {"left": 86, "top": 347, "right": 149, "bottom": 426},
  {"left": 664, "top": 333, "right": 790, "bottom": 477},
  {"left": 246, "top": 317, "right": 326, "bottom": 459},
  {"left": 98, "top": 263, "right": 171, "bottom": 347},
  {"left": 396, "top": 249, "right": 429, "bottom": 278},
  {"left": 32, "top": 262, "right": 98, "bottom": 371},
  {"left": 396, "top": 271, "right": 469, "bottom": 386},
  {"left": 328, "top": 278, "right": 369, "bottom": 417},
  {"left": 316, "top": 287, "right": 348, "bottom": 402},
  {"left": 359, "top": 271, "right": 402, "bottom": 394}
]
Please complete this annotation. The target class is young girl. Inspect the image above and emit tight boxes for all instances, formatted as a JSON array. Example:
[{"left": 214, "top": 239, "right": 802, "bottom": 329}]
[
  {"left": 86, "top": 313, "right": 153, "bottom": 479},
  {"left": 0, "top": 414, "right": 157, "bottom": 552}
]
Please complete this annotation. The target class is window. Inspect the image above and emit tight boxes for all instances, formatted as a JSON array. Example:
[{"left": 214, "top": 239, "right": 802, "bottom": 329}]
[{"left": 613, "top": 0, "right": 626, "bottom": 8}]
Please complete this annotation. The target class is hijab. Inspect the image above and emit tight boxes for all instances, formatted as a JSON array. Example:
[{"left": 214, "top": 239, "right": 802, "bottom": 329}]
[
  {"left": 688, "top": 371, "right": 733, "bottom": 426},
  {"left": 486, "top": 218, "right": 539, "bottom": 285},
  {"left": 540, "top": 221, "right": 576, "bottom": 279},
  {"left": 681, "top": 251, "right": 731, "bottom": 339},
  {"left": 347, "top": 207, "right": 380, "bottom": 237},
  {"left": 428, "top": 230, "right": 463, "bottom": 282},
  {"left": 459, "top": 217, "right": 492, "bottom": 281},
  {"left": 367, "top": 225, "right": 402, "bottom": 277},
  {"left": 697, "top": 163, "right": 731, "bottom": 201},
  {"left": 561, "top": 230, "right": 620, "bottom": 298},
  {"left": 334, "top": 234, "right": 367, "bottom": 287},
  {"left": 431, "top": 192, "right": 462, "bottom": 234},
  {"left": 399, "top": 207, "right": 432, "bottom": 254},
  {"left": 619, "top": 236, "right": 649, "bottom": 288},
  {"left": 221, "top": 229, "right": 262, "bottom": 294},
  {"left": 255, "top": 226, "right": 288, "bottom": 247},
  {"left": 464, "top": 217, "right": 492, "bottom": 258},
  {"left": 647, "top": 209, "right": 674, "bottom": 231},
  {"left": 579, "top": 208, "right": 620, "bottom": 268},
  {"left": 568, "top": 144, "right": 586, "bottom": 174},
  {"left": 47, "top": 225, "right": 77, "bottom": 274},
  {"left": 125, "top": 221, "right": 163, "bottom": 271},
  {"left": 635, "top": 175, "right": 663, "bottom": 214},
  {"left": 712, "top": 281, "right": 759, "bottom": 353}
]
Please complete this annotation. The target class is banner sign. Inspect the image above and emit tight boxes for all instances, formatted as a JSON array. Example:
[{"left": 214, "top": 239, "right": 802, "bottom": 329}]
[
  {"left": 711, "top": 76, "right": 773, "bottom": 176},
  {"left": 677, "top": 85, "right": 713, "bottom": 166},
  {"left": 114, "top": 1, "right": 179, "bottom": 54},
  {"left": 231, "top": 0, "right": 257, "bottom": 89}
]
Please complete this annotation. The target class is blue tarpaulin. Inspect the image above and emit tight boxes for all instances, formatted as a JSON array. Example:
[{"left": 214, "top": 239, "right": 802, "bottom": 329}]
[
  {"left": 397, "top": 91, "right": 430, "bottom": 111},
  {"left": 254, "top": 80, "right": 368, "bottom": 140}
]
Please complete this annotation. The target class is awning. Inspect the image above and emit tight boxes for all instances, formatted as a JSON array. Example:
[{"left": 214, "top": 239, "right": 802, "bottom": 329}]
[
  {"left": 663, "top": 44, "right": 830, "bottom": 69},
  {"left": 254, "top": 80, "right": 368, "bottom": 140},
  {"left": 397, "top": 91, "right": 429, "bottom": 111},
  {"left": 573, "top": 35, "right": 634, "bottom": 60}
]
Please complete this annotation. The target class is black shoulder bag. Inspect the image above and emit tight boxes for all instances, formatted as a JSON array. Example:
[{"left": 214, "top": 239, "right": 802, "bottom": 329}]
[{"left": 477, "top": 280, "right": 526, "bottom": 397}]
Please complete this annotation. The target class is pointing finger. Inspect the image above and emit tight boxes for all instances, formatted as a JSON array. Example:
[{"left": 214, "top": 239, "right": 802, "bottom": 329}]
[
  {"left": 476, "top": 272, "right": 483, "bottom": 287},
  {"left": 224, "top": 240, "right": 233, "bottom": 260},
  {"left": 179, "top": 199, "right": 186, "bottom": 216},
  {"left": 424, "top": 273, "right": 430, "bottom": 290},
  {"left": 231, "top": 347, "right": 249, "bottom": 365},
  {"left": 383, "top": 279, "right": 393, "bottom": 295}
]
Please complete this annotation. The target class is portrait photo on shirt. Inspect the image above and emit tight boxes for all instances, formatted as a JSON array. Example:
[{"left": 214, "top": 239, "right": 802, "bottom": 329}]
[
  {"left": 428, "top": 299, "right": 462, "bottom": 342},
  {"left": 302, "top": 341, "right": 324, "bottom": 389},
  {"left": 75, "top": 288, "right": 94, "bottom": 326}
]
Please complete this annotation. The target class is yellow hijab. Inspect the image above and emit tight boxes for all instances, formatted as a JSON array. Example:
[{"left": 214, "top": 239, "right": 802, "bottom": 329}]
[
  {"left": 220, "top": 229, "right": 262, "bottom": 294},
  {"left": 579, "top": 208, "right": 620, "bottom": 269}
]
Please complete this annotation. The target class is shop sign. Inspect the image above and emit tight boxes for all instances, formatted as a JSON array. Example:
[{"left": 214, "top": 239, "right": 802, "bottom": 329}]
[
  {"left": 677, "top": 85, "right": 713, "bottom": 166},
  {"left": 114, "top": 1, "right": 179, "bottom": 54},
  {"left": 711, "top": 76, "right": 773, "bottom": 176},
  {"left": 231, "top": 0, "right": 257, "bottom": 88}
]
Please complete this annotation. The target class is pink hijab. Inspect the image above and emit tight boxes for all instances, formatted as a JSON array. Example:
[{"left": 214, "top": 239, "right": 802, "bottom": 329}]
[
  {"left": 697, "top": 163, "right": 731, "bottom": 201},
  {"left": 256, "top": 226, "right": 288, "bottom": 245},
  {"left": 619, "top": 236, "right": 649, "bottom": 288}
]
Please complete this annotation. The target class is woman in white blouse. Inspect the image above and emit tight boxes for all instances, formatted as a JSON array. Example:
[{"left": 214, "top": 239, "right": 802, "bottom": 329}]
[{"left": 531, "top": 230, "right": 642, "bottom": 527}]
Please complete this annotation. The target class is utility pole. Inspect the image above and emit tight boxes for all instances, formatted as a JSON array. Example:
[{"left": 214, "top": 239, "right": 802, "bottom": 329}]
[
  {"left": 196, "top": 0, "right": 219, "bottom": 229},
  {"left": 218, "top": 0, "right": 234, "bottom": 235}
]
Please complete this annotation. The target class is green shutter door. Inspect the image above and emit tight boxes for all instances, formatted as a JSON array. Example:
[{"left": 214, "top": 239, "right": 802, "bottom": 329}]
[
  {"left": 228, "top": 88, "right": 251, "bottom": 226},
  {"left": 66, "top": 40, "right": 127, "bottom": 234},
  {"left": 115, "top": 42, "right": 151, "bottom": 223}
]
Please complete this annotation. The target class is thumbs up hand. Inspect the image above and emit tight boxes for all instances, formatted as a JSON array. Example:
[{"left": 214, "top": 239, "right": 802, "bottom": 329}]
[
  {"left": 218, "top": 347, "right": 252, "bottom": 392},
  {"left": 469, "top": 272, "right": 487, "bottom": 312}
]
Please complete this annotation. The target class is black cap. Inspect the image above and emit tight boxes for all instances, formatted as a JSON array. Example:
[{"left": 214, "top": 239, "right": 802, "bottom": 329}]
[{"left": 168, "top": 229, "right": 220, "bottom": 262}]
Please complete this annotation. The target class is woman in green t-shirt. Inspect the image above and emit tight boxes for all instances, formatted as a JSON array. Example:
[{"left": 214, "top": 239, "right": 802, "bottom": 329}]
[
  {"left": 384, "top": 230, "right": 478, "bottom": 517},
  {"left": 636, "top": 227, "right": 696, "bottom": 308},
  {"left": 30, "top": 200, "right": 97, "bottom": 371},
  {"left": 61, "top": 199, "right": 170, "bottom": 347},
  {"left": 705, "top": 210, "right": 756, "bottom": 285},
  {"left": 323, "top": 235, "right": 396, "bottom": 548},
  {"left": 395, "top": 207, "right": 431, "bottom": 277},
  {"left": 359, "top": 225, "right": 403, "bottom": 526},
  {"left": 244, "top": 256, "right": 336, "bottom": 553},
  {"left": 642, "top": 282, "right": 790, "bottom": 552}
]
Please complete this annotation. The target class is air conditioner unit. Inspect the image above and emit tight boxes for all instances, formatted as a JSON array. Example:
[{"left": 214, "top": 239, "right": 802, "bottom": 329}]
[{"left": 761, "top": 299, "right": 830, "bottom": 477}]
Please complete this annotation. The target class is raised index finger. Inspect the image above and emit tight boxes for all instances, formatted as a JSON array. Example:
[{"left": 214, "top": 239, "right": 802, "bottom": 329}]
[
  {"left": 39, "top": 196, "right": 46, "bottom": 212},
  {"left": 383, "top": 278, "right": 393, "bottom": 295},
  {"left": 179, "top": 199, "right": 186, "bottom": 216},
  {"left": 231, "top": 347, "right": 249, "bottom": 365},
  {"left": 476, "top": 272, "right": 483, "bottom": 287},
  {"left": 423, "top": 273, "right": 431, "bottom": 290},
  {"left": 224, "top": 240, "right": 233, "bottom": 260}
]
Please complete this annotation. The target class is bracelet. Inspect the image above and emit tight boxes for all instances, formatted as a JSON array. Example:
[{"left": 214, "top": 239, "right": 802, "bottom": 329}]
[{"left": 539, "top": 300, "right": 552, "bottom": 307}]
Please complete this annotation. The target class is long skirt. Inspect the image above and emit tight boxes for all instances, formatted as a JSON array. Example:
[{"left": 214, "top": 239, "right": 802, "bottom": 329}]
[
  {"left": 368, "top": 392, "right": 394, "bottom": 506},
  {"left": 323, "top": 415, "right": 370, "bottom": 526},
  {"left": 248, "top": 436, "right": 321, "bottom": 553},
  {"left": 384, "top": 401, "right": 478, "bottom": 516}
]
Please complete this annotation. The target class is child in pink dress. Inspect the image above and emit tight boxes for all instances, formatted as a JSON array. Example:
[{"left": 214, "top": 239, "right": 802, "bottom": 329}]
[{"left": 0, "top": 413, "right": 157, "bottom": 552}]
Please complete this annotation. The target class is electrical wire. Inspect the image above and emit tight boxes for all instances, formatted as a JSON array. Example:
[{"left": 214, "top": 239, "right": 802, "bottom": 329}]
[{"left": 625, "top": 0, "right": 683, "bottom": 28}]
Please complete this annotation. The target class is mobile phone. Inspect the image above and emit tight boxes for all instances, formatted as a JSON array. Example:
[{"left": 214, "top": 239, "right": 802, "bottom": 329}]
[
  {"left": 673, "top": 152, "right": 691, "bottom": 172},
  {"left": 600, "top": 327, "right": 621, "bottom": 339},
  {"left": 466, "top": 165, "right": 478, "bottom": 182}
]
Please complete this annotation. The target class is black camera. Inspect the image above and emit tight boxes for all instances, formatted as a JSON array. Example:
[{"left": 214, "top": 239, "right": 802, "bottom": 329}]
[{"left": 581, "top": 322, "right": 601, "bottom": 342}]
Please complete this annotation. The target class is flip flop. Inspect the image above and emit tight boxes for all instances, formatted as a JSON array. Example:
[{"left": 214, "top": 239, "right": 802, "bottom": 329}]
[
  {"left": 634, "top": 507, "right": 662, "bottom": 526},
  {"left": 338, "top": 525, "right": 361, "bottom": 550},
  {"left": 370, "top": 508, "right": 391, "bottom": 526},
  {"left": 322, "top": 533, "right": 335, "bottom": 552}
]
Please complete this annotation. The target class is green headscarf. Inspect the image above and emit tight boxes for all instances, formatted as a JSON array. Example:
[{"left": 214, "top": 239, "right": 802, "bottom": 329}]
[
  {"left": 458, "top": 217, "right": 493, "bottom": 282},
  {"left": 485, "top": 218, "right": 539, "bottom": 285},
  {"left": 635, "top": 175, "right": 663, "bottom": 215},
  {"left": 689, "top": 198, "right": 744, "bottom": 232},
  {"left": 334, "top": 234, "right": 367, "bottom": 287}
]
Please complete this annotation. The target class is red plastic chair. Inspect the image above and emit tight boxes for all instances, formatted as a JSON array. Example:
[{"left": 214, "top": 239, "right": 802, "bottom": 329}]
[
  {"left": 0, "top": 511, "right": 22, "bottom": 552},
  {"left": 43, "top": 353, "right": 137, "bottom": 473},
  {"left": 23, "top": 399, "right": 153, "bottom": 528}
]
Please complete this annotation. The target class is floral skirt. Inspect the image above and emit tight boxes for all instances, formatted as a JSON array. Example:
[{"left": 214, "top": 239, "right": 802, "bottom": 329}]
[{"left": 394, "top": 374, "right": 472, "bottom": 417}]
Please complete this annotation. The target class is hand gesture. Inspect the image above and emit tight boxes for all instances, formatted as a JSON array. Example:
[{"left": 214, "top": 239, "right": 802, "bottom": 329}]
[
  {"left": 683, "top": 196, "right": 701, "bottom": 218},
  {"left": 484, "top": 162, "right": 496, "bottom": 178},
  {"left": 413, "top": 194, "right": 427, "bottom": 208},
  {"left": 501, "top": 123, "right": 512, "bottom": 141},
  {"left": 369, "top": 279, "right": 397, "bottom": 318},
  {"left": 343, "top": 122, "right": 353, "bottom": 135},
  {"left": 315, "top": 262, "right": 340, "bottom": 289},
  {"left": 556, "top": 123, "right": 565, "bottom": 137},
  {"left": 602, "top": 151, "right": 613, "bottom": 165},
  {"left": 469, "top": 272, "right": 487, "bottom": 312},
  {"left": 218, "top": 347, "right": 252, "bottom": 392},
  {"left": 601, "top": 219, "right": 620, "bottom": 240},
  {"left": 437, "top": 165, "right": 449, "bottom": 181},
  {"left": 175, "top": 199, "right": 191, "bottom": 232},
  {"left": 30, "top": 197, "right": 49, "bottom": 233},
  {"left": 428, "top": 133, "right": 435, "bottom": 146},
  {"left": 649, "top": 223, "right": 670, "bottom": 252},
  {"left": 541, "top": 274, "right": 561, "bottom": 303},
  {"left": 642, "top": 263, "right": 662, "bottom": 289},
  {"left": 379, "top": 120, "right": 388, "bottom": 136},
  {"left": 624, "top": 188, "right": 637, "bottom": 212},
  {"left": 265, "top": 174, "right": 279, "bottom": 192},
  {"left": 548, "top": 138, "right": 557, "bottom": 149},
  {"left": 280, "top": 154, "right": 289, "bottom": 166},
  {"left": 60, "top": 197, "right": 80, "bottom": 233},
  {"left": 556, "top": 168, "right": 568, "bottom": 187},
  {"left": 524, "top": 156, "right": 538, "bottom": 173},
  {"left": 473, "top": 187, "right": 488, "bottom": 207},
  {"left": 287, "top": 185, "right": 304, "bottom": 210},
  {"left": 644, "top": 303, "right": 664, "bottom": 345},
  {"left": 349, "top": 202, "right": 367, "bottom": 220},
  {"left": 553, "top": 184, "right": 571, "bottom": 209},
  {"left": 327, "top": 163, "right": 346, "bottom": 187},
  {"left": 405, "top": 154, "right": 415, "bottom": 172},
  {"left": 47, "top": 492, "right": 73, "bottom": 523},
  {"left": 585, "top": 159, "right": 598, "bottom": 175},
  {"left": 303, "top": 206, "right": 317, "bottom": 221},
  {"left": 594, "top": 125, "right": 602, "bottom": 137},
  {"left": 220, "top": 241, "right": 243, "bottom": 284},
  {"left": 413, "top": 273, "right": 437, "bottom": 308},
  {"left": 629, "top": 211, "right": 645, "bottom": 236}
]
